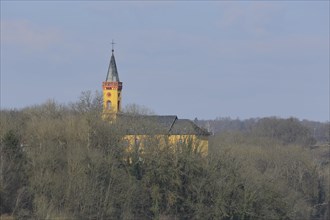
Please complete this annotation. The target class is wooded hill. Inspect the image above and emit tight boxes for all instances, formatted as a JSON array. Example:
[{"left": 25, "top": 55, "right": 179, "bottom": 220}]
[
  {"left": 1, "top": 92, "right": 329, "bottom": 219},
  {"left": 196, "top": 117, "right": 329, "bottom": 146}
]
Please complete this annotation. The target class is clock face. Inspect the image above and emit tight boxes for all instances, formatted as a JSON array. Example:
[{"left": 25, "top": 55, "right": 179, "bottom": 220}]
[{"left": 107, "top": 92, "right": 111, "bottom": 97}]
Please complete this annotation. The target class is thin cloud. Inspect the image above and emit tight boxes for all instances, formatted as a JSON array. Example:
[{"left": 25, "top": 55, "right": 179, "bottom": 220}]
[{"left": 1, "top": 19, "right": 62, "bottom": 50}]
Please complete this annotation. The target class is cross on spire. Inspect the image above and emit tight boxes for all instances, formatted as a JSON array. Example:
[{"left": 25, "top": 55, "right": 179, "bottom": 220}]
[{"left": 111, "top": 39, "right": 116, "bottom": 53}]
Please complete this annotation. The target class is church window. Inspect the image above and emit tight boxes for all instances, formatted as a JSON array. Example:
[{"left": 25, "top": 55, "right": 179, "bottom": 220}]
[
  {"left": 106, "top": 100, "right": 111, "bottom": 110},
  {"left": 135, "top": 137, "right": 140, "bottom": 145}
]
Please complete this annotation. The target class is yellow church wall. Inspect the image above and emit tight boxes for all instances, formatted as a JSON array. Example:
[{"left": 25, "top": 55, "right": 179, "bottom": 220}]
[
  {"left": 103, "top": 89, "right": 122, "bottom": 114},
  {"left": 123, "top": 134, "right": 208, "bottom": 155}
]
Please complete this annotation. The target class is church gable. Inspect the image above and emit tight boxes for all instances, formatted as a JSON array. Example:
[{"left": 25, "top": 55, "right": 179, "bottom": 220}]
[{"left": 170, "top": 119, "right": 210, "bottom": 136}]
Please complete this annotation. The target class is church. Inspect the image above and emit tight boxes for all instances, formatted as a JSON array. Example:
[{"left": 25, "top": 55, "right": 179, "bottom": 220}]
[{"left": 101, "top": 46, "right": 210, "bottom": 154}]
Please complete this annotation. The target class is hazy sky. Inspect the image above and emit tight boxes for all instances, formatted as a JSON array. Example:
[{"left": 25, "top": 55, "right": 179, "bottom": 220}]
[{"left": 1, "top": 1, "right": 329, "bottom": 121}]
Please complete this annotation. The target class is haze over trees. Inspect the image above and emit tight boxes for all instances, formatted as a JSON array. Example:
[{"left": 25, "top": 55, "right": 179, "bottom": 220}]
[{"left": 0, "top": 91, "right": 329, "bottom": 219}]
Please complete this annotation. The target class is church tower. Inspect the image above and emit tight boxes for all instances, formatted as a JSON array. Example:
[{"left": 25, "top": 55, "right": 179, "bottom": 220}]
[{"left": 102, "top": 45, "right": 122, "bottom": 116}]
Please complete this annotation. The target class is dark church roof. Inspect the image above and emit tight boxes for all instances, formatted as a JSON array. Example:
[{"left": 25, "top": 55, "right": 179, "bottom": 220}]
[
  {"left": 106, "top": 50, "right": 120, "bottom": 82},
  {"left": 170, "top": 119, "right": 209, "bottom": 136},
  {"left": 116, "top": 114, "right": 210, "bottom": 136}
]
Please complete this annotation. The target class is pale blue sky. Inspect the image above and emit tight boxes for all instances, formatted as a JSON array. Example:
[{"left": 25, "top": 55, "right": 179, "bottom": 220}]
[{"left": 1, "top": 1, "right": 329, "bottom": 121}]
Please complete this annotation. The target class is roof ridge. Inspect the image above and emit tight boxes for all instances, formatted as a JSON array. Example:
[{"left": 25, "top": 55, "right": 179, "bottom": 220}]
[{"left": 168, "top": 116, "right": 178, "bottom": 133}]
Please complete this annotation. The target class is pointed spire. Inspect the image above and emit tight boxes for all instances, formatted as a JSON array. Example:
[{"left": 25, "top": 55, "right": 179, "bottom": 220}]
[{"left": 106, "top": 40, "right": 120, "bottom": 82}]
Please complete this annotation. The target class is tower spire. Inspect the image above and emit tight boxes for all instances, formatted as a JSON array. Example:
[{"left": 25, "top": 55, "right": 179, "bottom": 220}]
[{"left": 106, "top": 40, "right": 119, "bottom": 82}]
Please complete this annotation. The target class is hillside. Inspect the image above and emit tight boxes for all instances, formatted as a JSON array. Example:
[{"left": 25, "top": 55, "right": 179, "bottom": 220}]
[{"left": 196, "top": 117, "right": 329, "bottom": 145}]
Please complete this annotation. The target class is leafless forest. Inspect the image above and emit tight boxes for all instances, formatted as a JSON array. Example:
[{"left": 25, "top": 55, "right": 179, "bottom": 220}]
[{"left": 1, "top": 92, "right": 329, "bottom": 219}]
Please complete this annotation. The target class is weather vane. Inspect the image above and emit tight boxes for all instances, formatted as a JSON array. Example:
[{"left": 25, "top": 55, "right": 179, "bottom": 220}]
[{"left": 111, "top": 39, "right": 116, "bottom": 52}]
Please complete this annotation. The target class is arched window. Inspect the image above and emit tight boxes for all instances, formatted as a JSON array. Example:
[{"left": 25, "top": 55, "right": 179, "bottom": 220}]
[
  {"left": 135, "top": 137, "right": 140, "bottom": 145},
  {"left": 106, "top": 100, "right": 111, "bottom": 110}
]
